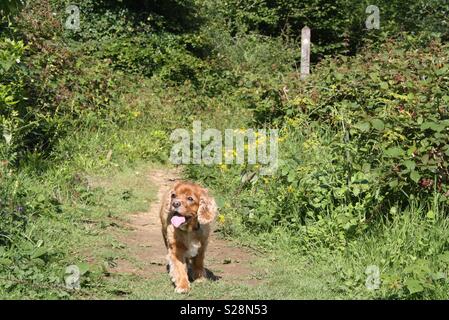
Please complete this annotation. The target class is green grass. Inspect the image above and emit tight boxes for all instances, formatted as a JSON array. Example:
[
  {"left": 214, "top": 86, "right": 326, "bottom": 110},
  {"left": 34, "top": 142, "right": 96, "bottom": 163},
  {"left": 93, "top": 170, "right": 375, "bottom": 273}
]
[
  {"left": 0, "top": 157, "right": 348, "bottom": 299},
  {"left": 79, "top": 168, "right": 347, "bottom": 300},
  {"left": 94, "top": 254, "right": 340, "bottom": 300},
  {"left": 62, "top": 162, "right": 345, "bottom": 300}
]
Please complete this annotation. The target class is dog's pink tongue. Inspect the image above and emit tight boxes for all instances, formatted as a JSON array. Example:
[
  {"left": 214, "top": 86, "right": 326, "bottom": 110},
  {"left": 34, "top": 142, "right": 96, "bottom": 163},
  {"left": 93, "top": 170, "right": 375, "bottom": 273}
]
[{"left": 171, "top": 215, "right": 186, "bottom": 228}]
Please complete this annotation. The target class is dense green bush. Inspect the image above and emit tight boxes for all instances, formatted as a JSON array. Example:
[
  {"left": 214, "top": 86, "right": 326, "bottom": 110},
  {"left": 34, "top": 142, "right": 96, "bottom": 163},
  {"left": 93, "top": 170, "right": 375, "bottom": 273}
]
[
  {"left": 210, "top": 0, "right": 449, "bottom": 58},
  {"left": 222, "top": 38, "right": 449, "bottom": 235},
  {"left": 0, "top": 1, "right": 133, "bottom": 159},
  {"left": 44, "top": 0, "right": 211, "bottom": 83}
]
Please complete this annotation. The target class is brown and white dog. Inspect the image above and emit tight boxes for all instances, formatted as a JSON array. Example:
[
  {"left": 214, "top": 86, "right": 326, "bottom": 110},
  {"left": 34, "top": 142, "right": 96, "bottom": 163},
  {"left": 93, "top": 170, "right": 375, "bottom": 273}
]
[{"left": 159, "top": 181, "right": 217, "bottom": 293}]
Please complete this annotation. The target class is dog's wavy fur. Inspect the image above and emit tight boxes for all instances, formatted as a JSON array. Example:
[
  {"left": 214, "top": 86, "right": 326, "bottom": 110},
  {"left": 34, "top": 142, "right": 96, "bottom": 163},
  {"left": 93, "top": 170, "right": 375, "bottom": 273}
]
[{"left": 160, "top": 181, "right": 217, "bottom": 293}]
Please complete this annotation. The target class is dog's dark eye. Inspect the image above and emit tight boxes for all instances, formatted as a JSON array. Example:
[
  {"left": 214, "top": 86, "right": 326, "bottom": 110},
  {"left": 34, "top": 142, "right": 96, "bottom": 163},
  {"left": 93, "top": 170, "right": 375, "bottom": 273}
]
[
  {"left": 171, "top": 193, "right": 176, "bottom": 198},
  {"left": 187, "top": 196, "right": 193, "bottom": 201}
]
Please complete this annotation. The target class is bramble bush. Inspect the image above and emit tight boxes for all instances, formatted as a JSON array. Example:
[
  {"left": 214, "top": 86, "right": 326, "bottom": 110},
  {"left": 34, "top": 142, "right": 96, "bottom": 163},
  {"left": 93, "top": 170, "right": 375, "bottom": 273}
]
[
  {"left": 267, "top": 37, "right": 449, "bottom": 224},
  {"left": 212, "top": 37, "right": 449, "bottom": 240}
]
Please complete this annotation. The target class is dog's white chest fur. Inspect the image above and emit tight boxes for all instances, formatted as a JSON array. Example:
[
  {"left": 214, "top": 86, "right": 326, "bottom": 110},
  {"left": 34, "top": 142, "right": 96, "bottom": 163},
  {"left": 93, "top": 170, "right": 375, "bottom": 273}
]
[{"left": 185, "top": 240, "right": 201, "bottom": 258}]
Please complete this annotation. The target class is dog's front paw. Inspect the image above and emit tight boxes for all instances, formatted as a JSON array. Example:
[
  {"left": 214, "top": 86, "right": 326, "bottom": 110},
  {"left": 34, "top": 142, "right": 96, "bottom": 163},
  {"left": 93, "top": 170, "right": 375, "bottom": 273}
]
[{"left": 175, "top": 282, "right": 190, "bottom": 294}]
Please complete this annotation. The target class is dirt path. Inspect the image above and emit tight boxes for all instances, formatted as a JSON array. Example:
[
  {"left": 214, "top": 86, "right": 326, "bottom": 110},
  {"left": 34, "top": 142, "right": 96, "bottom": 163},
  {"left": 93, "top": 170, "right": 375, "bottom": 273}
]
[{"left": 110, "top": 167, "right": 258, "bottom": 287}]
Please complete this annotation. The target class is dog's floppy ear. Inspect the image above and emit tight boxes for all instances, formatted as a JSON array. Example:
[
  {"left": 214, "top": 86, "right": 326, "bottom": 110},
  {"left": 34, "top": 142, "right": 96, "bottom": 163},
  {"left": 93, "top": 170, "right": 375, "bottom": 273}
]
[
  {"left": 198, "top": 188, "right": 217, "bottom": 225},
  {"left": 164, "top": 186, "right": 176, "bottom": 212}
]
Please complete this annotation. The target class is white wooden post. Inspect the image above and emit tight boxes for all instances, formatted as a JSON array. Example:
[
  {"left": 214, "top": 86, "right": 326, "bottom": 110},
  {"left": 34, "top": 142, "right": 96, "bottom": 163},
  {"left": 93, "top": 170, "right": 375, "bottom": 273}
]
[{"left": 300, "top": 26, "right": 311, "bottom": 79}]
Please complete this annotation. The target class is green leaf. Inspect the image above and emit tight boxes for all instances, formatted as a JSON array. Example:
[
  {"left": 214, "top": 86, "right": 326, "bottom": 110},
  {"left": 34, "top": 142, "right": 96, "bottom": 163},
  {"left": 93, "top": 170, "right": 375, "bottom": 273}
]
[
  {"left": 431, "top": 272, "right": 446, "bottom": 281},
  {"left": 410, "top": 171, "right": 421, "bottom": 183},
  {"left": 380, "top": 82, "right": 388, "bottom": 90},
  {"left": 421, "top": 154, "right": 430, "bottom": 165},
  {"left": 369, "top": 72, "right": 379, "bottom": 81},
  {"left": 407, "top": 145, "right": 417, "bottom": 156},
  {"left": 384, "top": 147, "right": 404, "bottom": 157},
  {"left": 371, "top": 119, "right": 385, "bottom": 131},
  {"left": 362, "top": 163, "right": 371, "bottom": 172},
  {"left": 436, "top": 65, "right": 449, "bottom": 76},
  {"left": 0, "top": 60, "right": 13, "bottom": 72},
  {"left": 0, "top": 258, "right": 12, "bottom": 265},
  {"left": 420, "top": 122, "right": 445, "bottom": 132},
  {"left": 405, "top": 279, "right": 424, "bottom": 294},
  {"left": 77, "top": 262, "right": 90, "bottom": 275},
  {"left": 354, "top": 121, "right": 371, "bottom": 132},
  {"left": 2, "top": 131, "right": 12, "bottom": 145},
  {"left": 389, "top": 179, "right": 399, "bottom": 188},
  {"left": 403, "top": 160, "right": 416, "bottom": 171},
  {"left": 426, "top": 210, "right": 435, "bottom": 220},
  {"left": 31, "top": 247, "right": 48, "bottom": 259},
  {"left": 417, "top": 116, "right": 423, "bottom": 125},
  {"left": 390, "top": 206, "right": 398, "bottom": 215},
  {"left": 215, "top": 196, "right": 225, "bottom": 209},
  {"left": 335, "top": 73, "right": 344, "bottom": 81}
]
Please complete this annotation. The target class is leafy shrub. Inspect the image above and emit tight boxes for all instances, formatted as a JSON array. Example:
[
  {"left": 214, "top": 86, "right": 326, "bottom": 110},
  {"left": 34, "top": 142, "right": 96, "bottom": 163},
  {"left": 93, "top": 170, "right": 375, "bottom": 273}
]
[
  {"left": 210, "top": 38, "right": 448, "bottom": 244},
  {"left": 1, "top": 0, "right": 131, "bottom": 162},
  {"left": 0, "top": 37, "right": 27, "bottom": 162},
  {"left": 93, "top": 33, "right": 206, "bottom": 82},
  {"left": 332, "top": 203, "right": 449, "bottom": 299},
  {"left": 46, "top": 0, "right": 210, "bottom": 83},
  {"left": 277, "top": 38, "right": 449, "bottom": 211},
  {"left": 209, "top": 0, "right": 449, "bottom": 58}
]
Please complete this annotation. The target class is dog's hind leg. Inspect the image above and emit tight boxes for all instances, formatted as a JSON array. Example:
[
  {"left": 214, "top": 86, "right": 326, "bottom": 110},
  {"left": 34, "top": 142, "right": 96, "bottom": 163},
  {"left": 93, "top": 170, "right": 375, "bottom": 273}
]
[{"left": 191, "top": 245, "right": 207, "bottom": 282}]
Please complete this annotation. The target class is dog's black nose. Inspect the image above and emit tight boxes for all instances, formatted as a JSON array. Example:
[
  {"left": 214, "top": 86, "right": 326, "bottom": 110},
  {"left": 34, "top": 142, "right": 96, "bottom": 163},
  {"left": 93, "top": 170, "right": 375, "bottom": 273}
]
[{"left": 172, "top": 200, "right": 181, "bottom": 208}]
